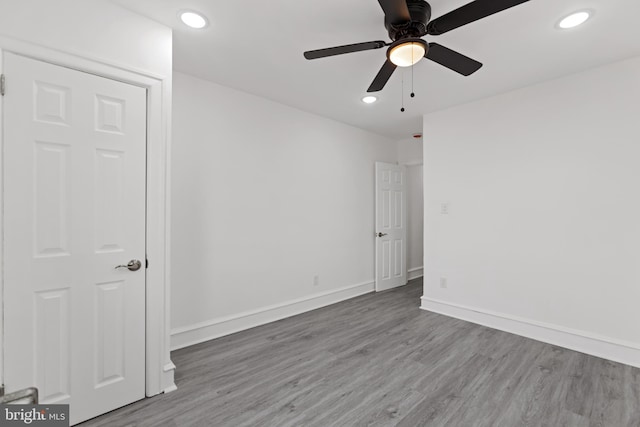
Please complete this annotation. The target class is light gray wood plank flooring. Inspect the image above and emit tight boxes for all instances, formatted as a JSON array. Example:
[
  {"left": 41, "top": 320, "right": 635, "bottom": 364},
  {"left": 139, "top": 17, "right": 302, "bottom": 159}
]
[{"left": 80, "top": 279, "right": 640, "bottom": 427}]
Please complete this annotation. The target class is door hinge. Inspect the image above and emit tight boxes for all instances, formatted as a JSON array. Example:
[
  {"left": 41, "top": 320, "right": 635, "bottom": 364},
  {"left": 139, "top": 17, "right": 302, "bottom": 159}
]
[
  {"left": 0, "top": 74, "right": 5, "bottom": 96},
  {"left": 145, "top": 258, "right": 149, "bottom": 269}
]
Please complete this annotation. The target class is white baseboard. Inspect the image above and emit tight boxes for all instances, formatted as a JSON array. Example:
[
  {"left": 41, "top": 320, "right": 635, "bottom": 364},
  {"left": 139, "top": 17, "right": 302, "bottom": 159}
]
[
  {"left": 161, "top": 362, "right": 177, "bottom": 394},
  {"left": 162, "top": 384, "right": 178, "bottom": 394},
  {"left": 171, "top": 281, "right": 375, "bottom": 350},
  {"left": 408, "top": 266, "right": 424, "bottom": 280},
  {"left": 421, "top": 297, "right": 640, "bottom": 368}
]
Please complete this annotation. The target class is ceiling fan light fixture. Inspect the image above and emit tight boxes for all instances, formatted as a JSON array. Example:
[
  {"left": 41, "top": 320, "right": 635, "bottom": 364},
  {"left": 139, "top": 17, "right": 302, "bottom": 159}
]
[
  {"left": 557, "top": 10, "right": 591, "bottom": 29},
  {"left": 179, "top": 10, "right": 208, "bottom": 29},
  {"left": 389, "top": 40, "right": 426, "bottom": 67}
]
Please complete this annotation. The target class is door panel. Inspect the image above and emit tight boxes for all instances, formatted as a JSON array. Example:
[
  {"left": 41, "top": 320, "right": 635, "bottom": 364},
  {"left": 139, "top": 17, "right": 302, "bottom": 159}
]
[
  {"left": 375, "top": 162, "right": 407, "bottom": 291},
  {"left": 3, "top": 52, "right": 147, "bottom": 425},
  {"left": 35, "top": 288, "right": 71, "bottom": 403},
  {"left": 34, "top": 141, "right": 72, "bottom": 257}
]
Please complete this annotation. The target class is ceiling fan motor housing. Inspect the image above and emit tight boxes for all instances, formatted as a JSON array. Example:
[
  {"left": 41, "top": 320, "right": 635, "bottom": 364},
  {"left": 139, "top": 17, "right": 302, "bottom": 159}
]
[{"left": 385, "top": 0, "right": 432, "bottom": 41}]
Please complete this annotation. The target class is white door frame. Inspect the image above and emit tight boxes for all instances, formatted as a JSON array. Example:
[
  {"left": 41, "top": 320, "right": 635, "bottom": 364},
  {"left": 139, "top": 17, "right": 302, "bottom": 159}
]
[{"left": 0, "top": 37, "right": 176, "bottom": 396}]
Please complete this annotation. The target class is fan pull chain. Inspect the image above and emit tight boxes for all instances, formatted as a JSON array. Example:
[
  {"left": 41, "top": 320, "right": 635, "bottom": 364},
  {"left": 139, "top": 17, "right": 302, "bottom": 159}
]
[
  {"left": 411, "top": 47, "right": 415, "bottom": 98},
  {"left": 401, "top": 70, "right": 405, "bottom": 112}
]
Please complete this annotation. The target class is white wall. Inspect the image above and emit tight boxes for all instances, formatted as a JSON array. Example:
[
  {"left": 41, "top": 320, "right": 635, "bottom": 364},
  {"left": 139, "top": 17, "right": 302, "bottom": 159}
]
[
  {"left": 421, "top": 56, "right": 640, "bottom": 366},
  {"left": 397, "top": 137, "right": 423, "bottom": 165},
  {"left": 0, "top": 0, "right": 172, "bottom": 77},
  {"left": 171, "top": 72, "right": 397, "bottom": 349}
]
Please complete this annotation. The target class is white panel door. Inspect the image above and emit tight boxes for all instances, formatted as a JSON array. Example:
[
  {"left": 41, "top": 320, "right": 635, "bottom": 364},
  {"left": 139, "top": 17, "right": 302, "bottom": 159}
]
[
  {"left": 375, "top": 162, "right": 407, "bottom": 291},
  {"left": 3, "top": 52, "right": 147, "bottom": 425}
]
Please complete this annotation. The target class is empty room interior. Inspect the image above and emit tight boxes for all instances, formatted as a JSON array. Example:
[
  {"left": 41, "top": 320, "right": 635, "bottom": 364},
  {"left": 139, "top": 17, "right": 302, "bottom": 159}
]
[{"left": 1, "top": 0, "right": 639, "bottom": 426}]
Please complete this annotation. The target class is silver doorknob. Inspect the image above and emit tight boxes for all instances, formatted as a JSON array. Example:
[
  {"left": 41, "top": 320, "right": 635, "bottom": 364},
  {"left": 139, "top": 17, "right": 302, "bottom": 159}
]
[
  {"left": 115, "top": 260, "right": 142, "bottom": 271},
  {"left": 377, "top": 232, "right": 388, "bottom": 237}
]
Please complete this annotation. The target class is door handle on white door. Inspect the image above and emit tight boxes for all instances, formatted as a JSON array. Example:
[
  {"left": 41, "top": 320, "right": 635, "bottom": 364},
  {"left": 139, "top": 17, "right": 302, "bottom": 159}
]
[
  {"left": 377, "top": 232, "right": 388, "bottom": 237},
  {"left": 115, "top": 260, "right": 142, "bottom": 271}
]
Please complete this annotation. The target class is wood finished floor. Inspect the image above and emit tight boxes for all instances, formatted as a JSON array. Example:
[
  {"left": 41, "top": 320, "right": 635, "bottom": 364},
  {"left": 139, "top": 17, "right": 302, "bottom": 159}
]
[{"left": 81, "top": 279, "right": 640, "bottom": 427}]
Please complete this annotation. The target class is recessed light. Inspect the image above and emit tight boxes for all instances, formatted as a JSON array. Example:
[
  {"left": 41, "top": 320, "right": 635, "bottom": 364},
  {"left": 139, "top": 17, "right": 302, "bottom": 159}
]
[
  {"left": 558, "top": 11, "right": 591, "bottom": 29},
  {"left": 179, "top": 11, "right": 208, "bottom": 29},
  {"left": 362, "top": 96, "right": 377, "bottom": 104}
]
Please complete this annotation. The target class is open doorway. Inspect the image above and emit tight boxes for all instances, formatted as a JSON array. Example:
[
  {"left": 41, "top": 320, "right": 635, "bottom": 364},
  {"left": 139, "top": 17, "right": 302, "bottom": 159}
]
[
  {"left": 398, "top": 135, "right": 424, "bottom": 283},
  {"left": 374, "top": 137, "right": 424, "bottom": 291},
  {"left": 406, "top": 163, "right": 424, "bottom": 281}
]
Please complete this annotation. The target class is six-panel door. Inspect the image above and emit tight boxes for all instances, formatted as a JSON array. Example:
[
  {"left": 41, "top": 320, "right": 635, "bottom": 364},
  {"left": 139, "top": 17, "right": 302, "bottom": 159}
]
[
  {"left": 3, "top": 52, "right": 147, "bottom": 425},
  {"left": 375, "top": 162, "right": 407, "bottom": 291}
]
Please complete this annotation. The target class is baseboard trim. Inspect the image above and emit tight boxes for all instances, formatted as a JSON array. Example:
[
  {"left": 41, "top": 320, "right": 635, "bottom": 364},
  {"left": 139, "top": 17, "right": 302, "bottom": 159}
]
[
  {"left": 162, "top": 384, "right": 178, "bottom": 394},
  {"left": 408, "top": 266, "right": 424, "bottom": 280},
  {"left": 159, "top": 362, "right": 177, "bottom": 395},
  {"left": 420, "top": 297, "right": 640, "bottom": 368},
  {"left": 171, "top": 281, "right": 375, "bottom": 350}
]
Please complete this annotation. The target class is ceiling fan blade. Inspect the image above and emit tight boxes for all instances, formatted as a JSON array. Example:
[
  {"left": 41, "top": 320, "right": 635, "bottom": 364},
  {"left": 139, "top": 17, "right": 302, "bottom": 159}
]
[
  {"left": 427, "top": 0, "right": 529, "bottom": 35},
  {"left": 377, "top": 0, "right": 411, "bottom": 25},
  {"left": 304, "top": 41, "right": 387, "bottom": 60},
  {"left": 425, "top": 43, "right": 482, "bottom": 76},
  {"left": 367, "top": 60, "right": 397, "bottom": 92}
]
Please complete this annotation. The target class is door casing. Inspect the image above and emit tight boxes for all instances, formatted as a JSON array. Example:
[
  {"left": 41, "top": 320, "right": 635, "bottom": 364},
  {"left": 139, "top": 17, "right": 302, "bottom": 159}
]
[{"left": 0, "top": 36, "right": 175, "bottom": 396}]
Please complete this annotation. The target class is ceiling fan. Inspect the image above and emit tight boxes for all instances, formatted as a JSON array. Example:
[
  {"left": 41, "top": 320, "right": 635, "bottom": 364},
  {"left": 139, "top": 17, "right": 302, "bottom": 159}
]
[{"left": 303, "top": 0, "right": 530, "bottom": 92}]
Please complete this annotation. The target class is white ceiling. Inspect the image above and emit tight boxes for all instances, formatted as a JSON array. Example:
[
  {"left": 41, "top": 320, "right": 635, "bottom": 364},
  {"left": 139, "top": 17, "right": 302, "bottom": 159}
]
[{"left": 111, "top": 0, "right": 640, "bottom": 139}]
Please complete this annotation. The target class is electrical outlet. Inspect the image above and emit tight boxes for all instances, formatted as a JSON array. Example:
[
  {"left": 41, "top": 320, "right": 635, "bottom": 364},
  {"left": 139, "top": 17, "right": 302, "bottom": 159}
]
[
  {"left": 440, "top": 203, "right": 449, "bottom": 215},
  {"left": 439, "top": 277, "right": 448, "bottom": 288},
  {"left": 313, "top": 275, "right": 320, "bottom": 287}
]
